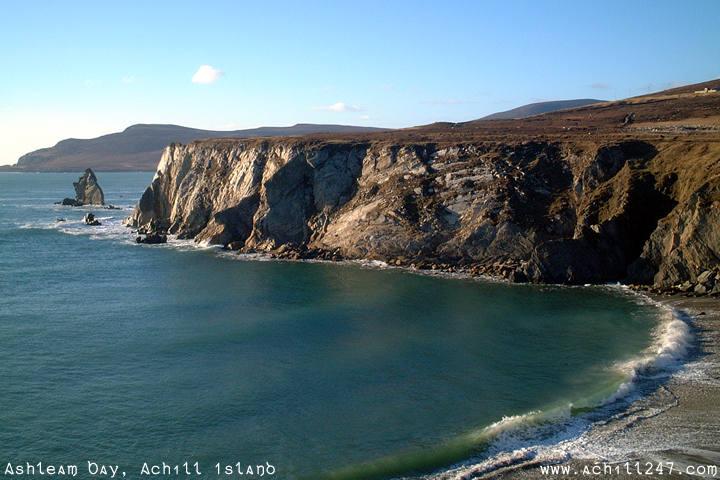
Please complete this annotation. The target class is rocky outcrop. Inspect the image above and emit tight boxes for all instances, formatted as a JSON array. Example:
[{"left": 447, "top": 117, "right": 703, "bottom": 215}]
[
  {"left": 83, "top": 212, "right": 101, "bottom": 226},
  {"left": 58, "top": 197, "right": 83, "bottom": 206},
  {"left": 627, "top": 181, "right": 720, "bottom": 291},
  {"left": 74, "top": 169, "right": 104, "bottom": 205},
  {"left": 136, "top": 233, "right": 167, "bottom": 244},
  {"left": 128, "top": 134, "right": 720, "bottom": 292},
  {"left": 58, "top": 169, "right": 105, "bottom": 206}
]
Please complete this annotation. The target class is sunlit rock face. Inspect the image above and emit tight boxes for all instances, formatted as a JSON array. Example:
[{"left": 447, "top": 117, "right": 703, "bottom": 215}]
[{"left": 129, "top": 136, "right": 719, "bottom": 290}]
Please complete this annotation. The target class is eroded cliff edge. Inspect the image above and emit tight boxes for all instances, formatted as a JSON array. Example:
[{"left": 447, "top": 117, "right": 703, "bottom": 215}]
[{"left": 128, "top": 133, "right": 719, "bottom": 292}]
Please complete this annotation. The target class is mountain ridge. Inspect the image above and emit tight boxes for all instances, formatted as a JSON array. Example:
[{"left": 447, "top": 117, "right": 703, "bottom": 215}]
[
  {"left": 480, "top": 99, "right": 606, "bottom": 120},
  {"left": 9, "top": 123, "right": 387, "bottom": 171}
]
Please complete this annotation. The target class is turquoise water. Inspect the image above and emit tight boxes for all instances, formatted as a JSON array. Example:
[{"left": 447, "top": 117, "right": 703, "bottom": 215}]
[{"left": 0, "top": 173, "right": 667, "bottom": 479}]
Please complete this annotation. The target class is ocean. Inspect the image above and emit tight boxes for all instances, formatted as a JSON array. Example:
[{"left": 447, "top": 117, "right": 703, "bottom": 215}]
[{"left": 0, "top": 172, "right": 692, "bottom": 479}]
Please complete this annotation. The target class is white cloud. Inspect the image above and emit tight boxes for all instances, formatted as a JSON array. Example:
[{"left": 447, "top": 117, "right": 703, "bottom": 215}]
[
  {"left": 122, "top": 75, "right": 136, "bottom": 84},
  {"left": 192, "top": 65, "right": 224, "bottom": 84},
  {"left": 360, "top": 115, "right": 371, "bottom": 120},
  {"left": 321, "top": 85, "right": 336, "bottom": 92},
  {"left": 588, "top": 82, "right": 611, "bottom": 90},
  {"left": 312, "top": 102, "right": 362, "bottom": 112}
]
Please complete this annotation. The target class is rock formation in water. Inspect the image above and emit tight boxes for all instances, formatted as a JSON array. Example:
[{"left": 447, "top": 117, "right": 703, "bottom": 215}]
[
  {"left": 83, "top": 212, "right": 101, "bottom": 226},
  {"left": 74, "top": 169, "right": 105, "bottom": 205},
  {"left": 58, "top": 169, "right": 105, "bottom": 206},
  {"left": 128, "top": 80, "right": 720, "bottom": 294},
  {"left": 136, "top": 233, "right": 167, "bottom": 244}
]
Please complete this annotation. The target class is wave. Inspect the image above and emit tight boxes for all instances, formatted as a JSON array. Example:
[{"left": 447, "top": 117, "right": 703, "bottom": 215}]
[
  {"left": 603, "top": 301, "right": 692, "bottom": 405},
  {"left": 420, "top": 297, "right": 696, "bottom": 480},
  {"left": 19, "top": 211, "right": 137, "bottom": 245},
  {"left": 309, "top": 294, "right": 695, "bottom": 480}
]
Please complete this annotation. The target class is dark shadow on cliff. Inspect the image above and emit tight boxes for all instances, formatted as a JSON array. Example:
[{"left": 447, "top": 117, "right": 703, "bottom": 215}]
[{"left": 525, "top": 142, "right": 679, "bottom": 284}]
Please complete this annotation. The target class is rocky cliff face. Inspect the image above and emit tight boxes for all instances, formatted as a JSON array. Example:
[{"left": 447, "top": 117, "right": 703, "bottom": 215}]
[{"left": 128, "top": 134, "right": 719, "bottom": 292}]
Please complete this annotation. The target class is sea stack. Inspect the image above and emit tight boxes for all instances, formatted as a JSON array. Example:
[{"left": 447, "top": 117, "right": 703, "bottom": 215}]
[
  {"left": 58, "top": 168, "right": 105, "bottom": 206},
  {"left": 74, "top": 168, "right": 105, "bottom": 205}
]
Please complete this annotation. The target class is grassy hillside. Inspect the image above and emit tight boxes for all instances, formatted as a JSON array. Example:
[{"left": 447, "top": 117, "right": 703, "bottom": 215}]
[{"left": 481, "top": 99, "right": 605, "bottom": 120}]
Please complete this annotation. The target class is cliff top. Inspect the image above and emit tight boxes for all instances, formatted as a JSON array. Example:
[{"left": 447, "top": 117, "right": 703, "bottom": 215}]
[{"left": 190, "top": 79, "right": 720, "bottom": 150}]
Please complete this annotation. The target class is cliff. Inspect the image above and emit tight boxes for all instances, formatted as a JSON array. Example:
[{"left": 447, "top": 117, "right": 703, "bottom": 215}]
[{"left": 129, "top": 80, "right": 720, "bottom": 293}]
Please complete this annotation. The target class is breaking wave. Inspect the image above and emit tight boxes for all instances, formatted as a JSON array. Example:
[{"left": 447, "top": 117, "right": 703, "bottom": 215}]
[
  {"left": 312, "top": 294, "right": 695, "bottom": 480},
  {"left": 421, "top": 298, "right": 695, "bottom": 480}
]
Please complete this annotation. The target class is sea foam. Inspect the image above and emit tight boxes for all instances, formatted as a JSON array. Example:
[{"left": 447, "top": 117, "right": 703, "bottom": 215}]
[{"left": 430, "top": 294, "right": 696, "bottom": 480}]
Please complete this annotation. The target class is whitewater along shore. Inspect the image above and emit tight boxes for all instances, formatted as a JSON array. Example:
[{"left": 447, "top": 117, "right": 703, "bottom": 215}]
[{"left": 428, "top": 293, "right": 719, "bottom": 480}]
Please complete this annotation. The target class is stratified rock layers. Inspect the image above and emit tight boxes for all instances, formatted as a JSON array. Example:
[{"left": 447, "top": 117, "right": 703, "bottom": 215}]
[{"left": 129, "top": 138, "right": 719, "bottom": 289}]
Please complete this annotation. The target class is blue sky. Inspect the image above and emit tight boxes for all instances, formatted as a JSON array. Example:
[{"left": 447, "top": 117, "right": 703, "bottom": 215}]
[{"left": 1, "top": 0, "right": 718, "bottom": 165}]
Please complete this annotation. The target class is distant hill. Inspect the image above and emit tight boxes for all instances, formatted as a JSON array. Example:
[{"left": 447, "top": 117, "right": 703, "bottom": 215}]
[
  {"left": 481, "top": 99, "right": 605, "bottom": 120},
  {"left": 12, "top": 123, "right": 386, "bottom": 171}
]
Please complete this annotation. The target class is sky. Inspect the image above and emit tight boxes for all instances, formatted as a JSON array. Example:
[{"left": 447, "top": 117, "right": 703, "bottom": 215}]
[{"left": 1, "top": 0, "right": 719, "bottom": 165}]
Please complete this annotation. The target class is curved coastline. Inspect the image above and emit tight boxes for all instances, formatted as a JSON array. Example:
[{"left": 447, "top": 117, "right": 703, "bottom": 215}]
[
  {"left": 426, "top": 295, "right": 717, "bottom": 480},
  {"left": 136, "top": 229, "right": 710, "bottom": 480},
  {"left": 305, "top": 288, "right": 697, "bottom": 480},
  {"left": 18, "top": 210, "right": 715, "bottom": 480}
]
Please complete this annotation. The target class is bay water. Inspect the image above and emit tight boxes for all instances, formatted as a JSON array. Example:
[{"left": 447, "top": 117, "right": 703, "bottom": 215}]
[{"left": 0, "top": 172, "right": 681, "bottom": 479}]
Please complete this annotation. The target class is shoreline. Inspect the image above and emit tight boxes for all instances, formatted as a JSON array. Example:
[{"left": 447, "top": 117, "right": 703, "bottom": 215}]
[
  {"left": 22, "top": 212, "right": 720, "bottom": 479},
  {"left": 227, "top": 243, "right": 720, "bottom": 298},
  {"left": 429, "top": 294, "right": 719, "bottom": 480},
  {"left": 18, "top": 210, "right": 720, "bottom": 480},
  {"left": 209, "top": 246, "right": 720, "bottom": 480}
]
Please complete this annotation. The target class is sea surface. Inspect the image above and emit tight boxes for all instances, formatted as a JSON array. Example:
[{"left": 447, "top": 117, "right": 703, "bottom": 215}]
[{"left": 0, "top": 172, "right": 692, "bottom": 479}]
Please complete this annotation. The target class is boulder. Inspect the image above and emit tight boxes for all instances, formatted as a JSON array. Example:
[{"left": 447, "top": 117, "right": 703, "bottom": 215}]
[
  {"left": 136, "top": 233, "right": 167, "bottom": 244},
  {"left": 697, "top": 270, "right": 715, "bottom": 284},
  {"left": 57, "top": 197, "right": 82, "bottom": 206},
  {"left": 83, "top": 213, "right": 101, "bottom": 226}
]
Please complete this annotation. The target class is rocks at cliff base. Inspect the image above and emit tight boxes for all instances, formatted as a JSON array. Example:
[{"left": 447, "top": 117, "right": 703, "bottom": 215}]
[
  {"left": 56, "top": 168, "right": 105, "bottom": 206},
  {"left": 692, "top": 270, "right": 719, "bottom": 294},
  {"left": 83, "top": 213, "right": 101, "bottom": 226},
  {"left": 136, "top": 233, "right": 167, "bottom": 244},
  {"left": 134, "top": 218, "right": 168, "bottom": 244}
]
